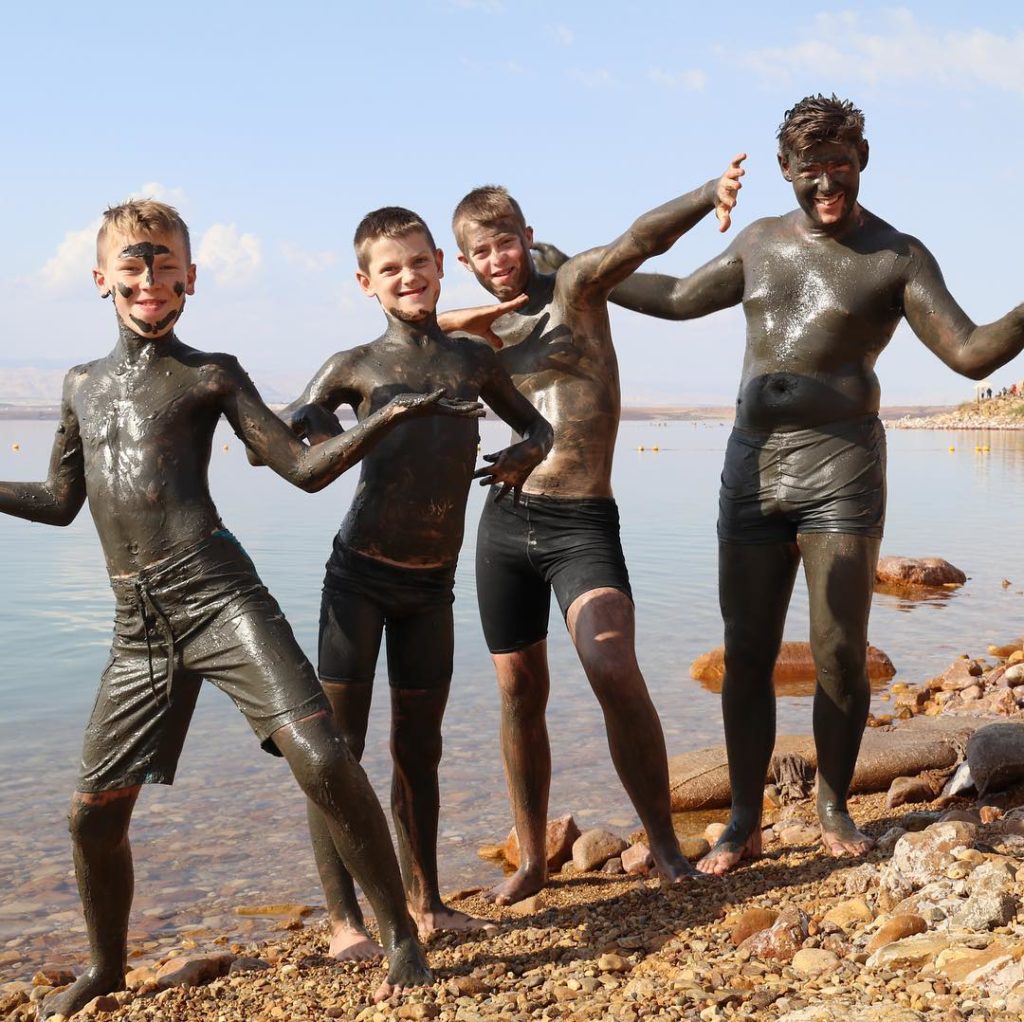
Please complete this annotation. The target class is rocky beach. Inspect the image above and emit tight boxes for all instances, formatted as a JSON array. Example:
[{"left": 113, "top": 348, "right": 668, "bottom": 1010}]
[
  {"left": 8, "top": 567, "right": 1024, "bottom": 1022},
  {"left": 887, "top": 394, "right": 1024, "bottom": 431}
]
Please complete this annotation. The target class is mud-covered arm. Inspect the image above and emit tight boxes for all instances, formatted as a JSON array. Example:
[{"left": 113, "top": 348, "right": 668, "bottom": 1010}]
[
  {"left": 436, "top": 295, "right": 528, "bottom": 350},
  {"left": 224, "top": 359, "right": 481, "bottom": 493},
  {"left": 476, "top": 355, "right": 553, "bottom": 500},
  {"left": 903, "top": 240, "right": 1024, "bottom": 380},
  {"left": 565, "top": 155, "right": 745, "bottom": 302},
  {"left": 535, "top": 231, "right": 747, "bottom": 321},
  {"left": 0, "top": 377, "right": 86, "bottom": 526}
]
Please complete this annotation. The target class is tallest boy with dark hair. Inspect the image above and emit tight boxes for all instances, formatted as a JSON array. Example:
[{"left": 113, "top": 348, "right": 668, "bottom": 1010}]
[{"left": 535, "top": 94, "right": 1024, "bottom": 874}]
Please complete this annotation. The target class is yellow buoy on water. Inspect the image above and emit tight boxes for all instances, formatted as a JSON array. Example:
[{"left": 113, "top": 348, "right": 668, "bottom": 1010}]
[
  {"left": 948, "top": 446, "right": 955, "bottom": 452},
  {"left": 651, "top": 446, "right": 660, "bottom": 452},
  {"left": 223, "top": 444, "right": 230, "bottom": 452},
  {"left": 637, "top": 445, "right": 645, "bottom": 452},
  {"left": 11, "top": 443, "right": 20, "bottom": 451}
]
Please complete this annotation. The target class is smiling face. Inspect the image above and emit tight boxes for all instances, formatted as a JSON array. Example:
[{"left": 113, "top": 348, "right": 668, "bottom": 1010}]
[
  {"left": 780, "top": 139, "right": 868, "bottom": 231},
  {"left": 93, "top": 229, "right": 196, "bottom": 337},
  {"left": 456, "top": 218, "right": 534, "bottom": 300},
  {"left": 356, "top": 229, "right": 443, "bottom": 323}
]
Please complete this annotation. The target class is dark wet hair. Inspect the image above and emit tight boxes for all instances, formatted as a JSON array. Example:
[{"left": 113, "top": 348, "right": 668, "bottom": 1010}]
[
  {"left": 354, "top": 206, "right": 437, "bottom": 271},
  {"left": 777, "top": 94, "right": 865, "bottom": 155}
]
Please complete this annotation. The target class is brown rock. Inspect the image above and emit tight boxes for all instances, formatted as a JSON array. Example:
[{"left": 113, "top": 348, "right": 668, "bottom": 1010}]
[
  {"left": 124, "top": 965, "right": 157, "bottom": 990},
  {"left": 602, "top": 856, "right": 624, "bottom": 874},
  {"left": 233, "top": 902, "right": 312, "bottom": 917},
  {"left": 0, "top": 982, "right": 31, "bottom": 1013},
  {"left": 690, "top": 641, "right": 895, "bottom": 689},
  {"left": 866, "top": 914, "right": 928, "bottom": 953},
  {"left": 791, "top": 948, "right": 840, "bottom": 976},
  {"left": 875, "top": 556, "right": 966, "bottom": 588},
  {"left": 740, "top": 905, "right": 809, "bottom": 963},
  {"left": 704, "top": 822, "right": 727, "bottom": 844},
  {"left": 396, "top": 1005, "right": 441, "bottom": 1020},
  {"left": 867, "top": 932, "right": 958, "bottom": 969},
  {"left": 936, "top": 658, "right": 985, "bottom": 692},
  {"left": 227, "top": 957, "right": 270, "bottom": 975},
  {"left": 886, "top": 775, "right": 939, "bottom": 809},
  {"left": 822, "top": 898, "right": 874, "bottom": 930},
  {"left": 31, "top": 968, "right": 75, "bottom": 988},
  {"left": 989, "top": 642, "right": 1023, "bottom": 658},
  {"left": 81, "top": 994, "right": 120, "bottom": 1015},
  {"left": 778, "top": 824, "right": 820, "bottom": 846},
  {"left": 155, "top": 953, "right": 234, "bottom": 989},
  {"left": 571, "top": 829, "right": 628, "bottom": 872},
  {"left": 621, "top": 841, "right": 654, "bottom": 875},
  {"left": 506, "top": 893, "right": 546, "bottom": 916},
  {"left": 503, "top": 814, "right": 580, "bottom": 870},
  {"left": 679, "top": 835, "right": 710, "bottom": 860},
  {"left": 730, "top": 907, "right": 778, "bottom": 946},
  {"left": 597, "top": 952, "right": 631, "bottom": 973}
]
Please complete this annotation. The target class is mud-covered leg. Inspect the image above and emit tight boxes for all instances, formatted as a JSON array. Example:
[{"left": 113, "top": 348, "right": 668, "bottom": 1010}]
[
  {"left": 486, "top": 640, "right": 551, "bottom": 906},
  {"left": 41, "top": 787, "right": 140, "bottom": 1020},
  {"left": 307, "top": 680, "right": 384, "bottom": 961},
  {"left": 391, "top": 685, "right": 497, "bottom": 936},
  {"left": 274, "top": 713, "right": 430, "bottom": 1001},
  {"left": 698, "top": 541, "right": 800, "bottom": 875},
  {"left": 799, "top": 532, "right": 879, "bottom": 857},
  {"left": 568, "top": 587, "right": 695, "bottom": 885}
]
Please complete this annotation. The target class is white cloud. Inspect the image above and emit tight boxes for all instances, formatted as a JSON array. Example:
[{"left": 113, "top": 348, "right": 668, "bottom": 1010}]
[
  {"left": 648, "top": 67, "right": 707, "bottom": 92},
  {"left": 129, "top": 181, "right": 188, "bottom": 208},
  {"left": 197, "top": 224, "right": 262, "bottom": 286},
  {"left": 280, "top": 241, "right": 339, "bottom": 273},
  {"left": 548, "top": 23, "right": 574, "bottom": 46},
  {"left": 738, "top": 9, "right": 1024, "bottom": 93},
  {"left": 38, "top": 218, "right": 103, "bottom": 290}
]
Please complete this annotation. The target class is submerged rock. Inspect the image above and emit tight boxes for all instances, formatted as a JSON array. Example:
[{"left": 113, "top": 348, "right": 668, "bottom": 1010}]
[{"left": 875, "top": 556, "right": 966, "bottom": 588}]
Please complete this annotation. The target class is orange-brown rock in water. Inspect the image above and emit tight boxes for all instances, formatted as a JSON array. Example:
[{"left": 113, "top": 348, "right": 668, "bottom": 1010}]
[
  {"left": 690, "top": 640, "right": 895, "bottom": 692},
  {"left": 875, "top": 556, "right": 966, "bottom": 588}
]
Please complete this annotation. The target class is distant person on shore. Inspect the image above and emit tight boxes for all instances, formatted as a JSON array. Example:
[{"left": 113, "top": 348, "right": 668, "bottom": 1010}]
[
  {"left": 0, "top": 200, "right": 481, "bottom": 1015},
  {"left": 531, "top": 94, "right": 1024, "bottom": 874},
  {"left": 438, "top": 158, "right": 745, "bottom": 905},
  {"left": 271, "top": 207, "right": 552, "bottom": 956}
]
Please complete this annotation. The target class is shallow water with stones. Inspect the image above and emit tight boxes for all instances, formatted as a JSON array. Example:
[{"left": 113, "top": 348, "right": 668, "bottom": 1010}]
[{"left": 1, "top": 417, "right": 1022, "bottom": 977}]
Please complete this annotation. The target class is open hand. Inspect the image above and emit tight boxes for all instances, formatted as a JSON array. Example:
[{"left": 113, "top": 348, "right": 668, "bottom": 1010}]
[
  {"left": 714, "top": 153, "right": 746, "bottom": 233},
  {"left": 437, "top": 294, "right": 528, "bottom": 349},
  {"left": 530, "top": 241, "right": 570, "bottom": 274},
  {"left": 388, "top": 389, "right": 485, "bottom": 420},
  {"left": 473, "top": 441, "right": 544, "bottom": 503}
]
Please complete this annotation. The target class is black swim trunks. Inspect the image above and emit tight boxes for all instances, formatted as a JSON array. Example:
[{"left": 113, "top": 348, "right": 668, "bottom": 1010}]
[
  {"left": 718, "top": 414, "right": 886, "bottom": 544},
  {"left": 318, "top": 537, "right": 456, "bottom": 690},
  {"left": 476, "top": 490, "right": 633, "bottom": 654},
  {"left": 78, "top": 530, "right": 328, "bottom": 792}
]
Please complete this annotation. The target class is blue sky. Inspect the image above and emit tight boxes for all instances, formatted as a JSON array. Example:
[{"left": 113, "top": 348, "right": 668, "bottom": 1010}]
[{"left": 2, "top": 1, "right": 1022, "bottom": 404}]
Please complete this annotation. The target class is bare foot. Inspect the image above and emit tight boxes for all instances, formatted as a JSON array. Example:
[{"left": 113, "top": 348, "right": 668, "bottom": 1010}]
[
  {"left": 656, "top": 854, "right": 705, "bottom": 886},
  {"left": 485, "top": 866, "right": 545, "bottom": 907},
  {"left": 413, "top": 905, "right": 499, "bottom": 939},
  {"left": 820, "top": 806, "right": 874, "bottom": 857},
  {"left": 38, "top": 967, "right": 123, "bottom": 1020},
  {"left": 372, "top": 936, "right": 433, "bottom": 1003},
  {"left": 696, "top": 826, "right": 762, "bottom": 876},
  {"left": 328, "top": 922, "right": 384, "bottom": 962}
]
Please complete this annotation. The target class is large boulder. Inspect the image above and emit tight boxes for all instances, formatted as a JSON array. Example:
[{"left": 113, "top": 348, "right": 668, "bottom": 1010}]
[
  {"left": 503, "top": 815, "right": 580, "bottom": 871},
  {"left": 966, "top": 722, "right": 1024, "bottom": 794},
  {"left": 690, "top": 641, "right": 895, "bottom": 693},
  {"left": 875, "top": 556, "right": 966, "bottom": 588}
]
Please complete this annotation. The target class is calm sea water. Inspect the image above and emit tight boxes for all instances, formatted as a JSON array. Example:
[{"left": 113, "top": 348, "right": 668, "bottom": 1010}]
[{"left": 0, "top": 417, "right": 1022, "bottom": 976}]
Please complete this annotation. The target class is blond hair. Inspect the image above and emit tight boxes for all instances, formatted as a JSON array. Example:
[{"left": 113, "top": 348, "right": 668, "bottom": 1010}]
[
  {"left": 451, "top": 186, "right": 527, "bottom": 252},
  {"left": 97, "top": 199, "right": 192, "bottom": 263}
]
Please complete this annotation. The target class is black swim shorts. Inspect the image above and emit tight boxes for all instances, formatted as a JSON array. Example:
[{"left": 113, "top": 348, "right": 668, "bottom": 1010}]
[
  {"left": 78, "top": 530, "right": 329, "bottom": 792},
  {"left": 718, "top": 414, "right": 887, "bottom": 544},
  {"left": 318, "top": 537, "right": 456, "bottom": 690},
  {"left": 476, "top": 490, "right": 633, "bottom": 654}
]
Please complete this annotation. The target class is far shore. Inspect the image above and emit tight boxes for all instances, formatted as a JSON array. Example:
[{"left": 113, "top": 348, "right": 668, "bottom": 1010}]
[{"left": 0, "top": 403, "right": 963, "bottom": 423}]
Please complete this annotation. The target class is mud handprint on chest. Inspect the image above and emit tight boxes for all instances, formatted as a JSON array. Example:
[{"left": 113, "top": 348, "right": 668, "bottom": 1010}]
[{"left": 498, "top": 313, "right": 583, "bottom": 379}]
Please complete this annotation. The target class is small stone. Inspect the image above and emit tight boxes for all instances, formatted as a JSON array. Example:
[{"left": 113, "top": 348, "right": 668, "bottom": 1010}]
[
  {"left": 886, "top": 775, "right": 939, "bottom": 809},
  {"left": 621, "top": 841, "right": 654, "bottom": 875},
  {"left": 730, "top": 907, "right": 779, "bottom": 946},
  {"left": 822, "top": 898, "right": 873, "bottom": 930},
  {"left": 679, "top": 835, "right": 711, "bottom": 860},
  {"left": 705, "top": 822, "right": 727, "bottom": 845},
  {"left": 503, "top": 815, "right": 581, "bottom": 871},
  {"left": 506, "top": 893, "right": 546, "bottom": 916},
  {"left": 571, "top": 829, "right": 627, "bottom": 872},
  {"left": 866, "top": 914, "right": 928, "bottom": 953},
  {"left": 597, "top": 953, "right": 631, "bottom": 973},
  {"left": 791, "top": 948, "right": 839, "bottom": 976},
  {"left": 778, "top": 824, "right": 820, "bottom": 846},
  {"left": 602, "top": 856, "right": 624, "bottom": 875}
]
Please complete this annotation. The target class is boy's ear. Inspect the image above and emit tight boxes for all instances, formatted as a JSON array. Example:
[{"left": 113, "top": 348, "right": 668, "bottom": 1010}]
[
  {"left": 525, "top": 226, "right": 534, "bottom": 247},
  {"left": 185, "top": 262, "right": 197, "bottom": 296},
  {"left": 457, "top": 252, "right": 471, "bottom": 270},
  {"left": 858, "top": 140, "right": 870, "bottom": 171},
  {"left": 777, "top": 151, "right": 793, "bottom": 182},
  {"left": 92, "top": 266, "right": 110, "bottom": 298},
  {"left": 435, "top": 248, "right": 444, "bottom": 279},
  {"left": 355, "top": 269, "right": 375, "bottom": 298}
]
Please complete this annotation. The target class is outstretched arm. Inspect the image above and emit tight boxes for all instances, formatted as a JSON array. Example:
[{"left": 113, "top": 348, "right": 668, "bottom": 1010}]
[
  {"left": 437, "top": 295, "right": 528, "bottom": 350},
  {"left": 477, "top": 358, "right": 554, "bottom": 501},
  {"left": 224, "top": 361, "right": 483, "bottom": 492},
  {"left": 0, "top": 377, "right": 86, "bottom": 527},
  {"left": 903, "top": 241, "right": 1024, "bottom": 379},
  {"left": 534, "top": 239, "right": 746, "bottom": 321},
  {"left": 565, "top": 154, "right": 745, "bottom": 302}
]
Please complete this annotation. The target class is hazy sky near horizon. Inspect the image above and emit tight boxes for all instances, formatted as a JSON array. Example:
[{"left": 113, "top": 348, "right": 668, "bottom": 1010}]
[{"left": 2, "top": 1, "right": 1022, "bottom": 405}]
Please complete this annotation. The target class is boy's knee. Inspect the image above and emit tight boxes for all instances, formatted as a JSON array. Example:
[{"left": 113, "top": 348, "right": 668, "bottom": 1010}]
[
  {"left": 68, "top": 796, "right": 131, "bottom": 850},
  {"left": 391, "top": 721, "right": 443, "bottom": 773}
]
